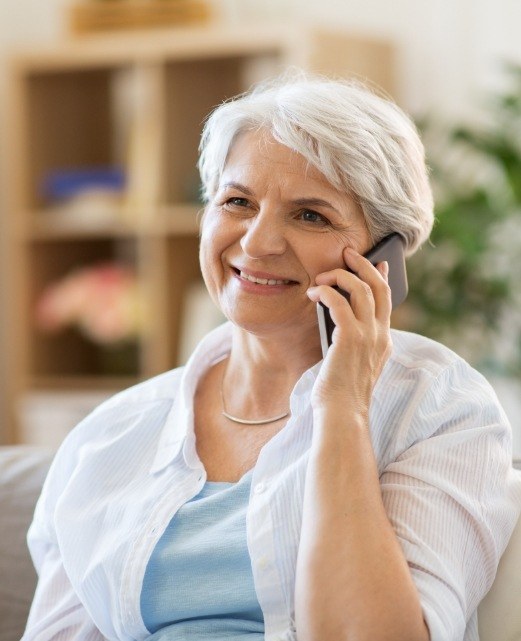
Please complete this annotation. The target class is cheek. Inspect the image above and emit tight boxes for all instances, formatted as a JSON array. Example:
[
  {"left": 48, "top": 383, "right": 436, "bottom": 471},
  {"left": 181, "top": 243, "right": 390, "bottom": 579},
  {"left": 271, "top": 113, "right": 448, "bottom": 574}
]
[
  {"left": 297, "top": 241, "right": 347, "bottom": 283},
  {"left": 198, "top": 215, "right": 232, "bottom": 292},
  {"left": 198, "top": 239, "right": 223, "bottom": 313},
  {"left": 199, "top": 210, "right": 221, "bottom": 260},
  {"left": 199, "top": 228, "right": 218, "bottom": 288}
]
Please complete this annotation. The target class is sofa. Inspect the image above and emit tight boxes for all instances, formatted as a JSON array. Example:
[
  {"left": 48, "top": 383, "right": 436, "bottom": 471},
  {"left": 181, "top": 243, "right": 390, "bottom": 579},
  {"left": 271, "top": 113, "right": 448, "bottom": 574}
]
[
  {"left": 0, "top": 447, "right": 54, "bottom": 641},
  {"left": 1, "top": 445, "right": 520, "bottom": 641}
]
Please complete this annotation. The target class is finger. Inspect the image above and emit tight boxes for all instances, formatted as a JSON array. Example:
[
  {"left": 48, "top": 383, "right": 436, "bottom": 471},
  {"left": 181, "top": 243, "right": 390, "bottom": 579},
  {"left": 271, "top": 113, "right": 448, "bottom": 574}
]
[
  {"left": 313, "top": 268, "right": 376, "bottom": 323},
  {"left": 373, "top": 261, "right": 392, "bottom": 324},
  {"left": 377, "top": 260, "right": 389, "bottom": 281},
  {"left": 308, "top": 282, "right": 377, "bottom": 338},
  {"left": 342, "top": 248, "right": 392, "bottom": 323},
  {"left": 307, "top": 284, "right": 356, "bottom": 331}
]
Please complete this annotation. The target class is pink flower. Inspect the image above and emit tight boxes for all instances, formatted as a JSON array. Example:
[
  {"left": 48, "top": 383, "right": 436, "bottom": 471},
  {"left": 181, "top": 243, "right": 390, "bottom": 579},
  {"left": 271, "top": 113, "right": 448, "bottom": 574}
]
[{"left": 35, "top": 263, "right": 144, "bottom": 345}]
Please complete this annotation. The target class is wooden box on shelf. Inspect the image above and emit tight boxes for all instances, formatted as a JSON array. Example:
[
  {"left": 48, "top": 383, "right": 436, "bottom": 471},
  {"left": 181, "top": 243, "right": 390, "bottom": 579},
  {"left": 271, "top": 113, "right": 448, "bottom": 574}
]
[
  {"left": 69, "top": 1, "right": 212, "bottom": 35},
  {"left": 3, "top": 25, "right": 395, "bottom": 444}
]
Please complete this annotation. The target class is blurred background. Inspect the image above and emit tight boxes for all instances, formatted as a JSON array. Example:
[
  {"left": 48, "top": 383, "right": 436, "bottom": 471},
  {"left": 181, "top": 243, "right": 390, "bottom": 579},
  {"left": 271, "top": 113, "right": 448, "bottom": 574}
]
[{"left": 0, "top": 0, "right": 520, "bottom": 458}]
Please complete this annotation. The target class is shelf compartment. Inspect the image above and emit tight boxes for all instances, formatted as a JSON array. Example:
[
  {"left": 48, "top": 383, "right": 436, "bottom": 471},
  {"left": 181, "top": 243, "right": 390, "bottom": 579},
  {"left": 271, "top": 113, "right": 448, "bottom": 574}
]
[
  {"left": 162, "top": 56, "right": 250, "bottom": 204},
  {"left": 164, "top": 235, "right": 205, "bottom": 367},
  {"left": 23, "top": 67, "right": 126, "bottom": 210},
  {"left": 27, "top": 237, "right": 141, "bottom": 378}
]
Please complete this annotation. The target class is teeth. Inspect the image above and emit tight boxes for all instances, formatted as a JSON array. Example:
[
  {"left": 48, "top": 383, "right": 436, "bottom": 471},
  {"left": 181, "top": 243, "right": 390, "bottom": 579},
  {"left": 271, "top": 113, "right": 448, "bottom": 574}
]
[{"left": 240, "top": 270, "right": 289, "bottom": 286}]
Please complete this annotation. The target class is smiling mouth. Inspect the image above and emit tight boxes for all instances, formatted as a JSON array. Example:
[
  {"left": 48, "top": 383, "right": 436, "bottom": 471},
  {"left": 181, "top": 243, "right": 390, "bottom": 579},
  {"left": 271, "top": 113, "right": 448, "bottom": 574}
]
[{"left": 234, "top": 268, "right": 296, "bottom": 286}]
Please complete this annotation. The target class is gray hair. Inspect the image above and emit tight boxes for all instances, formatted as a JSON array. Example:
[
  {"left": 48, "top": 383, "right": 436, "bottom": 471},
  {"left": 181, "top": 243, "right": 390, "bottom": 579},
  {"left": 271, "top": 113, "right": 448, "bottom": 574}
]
[{"left": 198, "top": 72, "right": 434, "bottom": 255}]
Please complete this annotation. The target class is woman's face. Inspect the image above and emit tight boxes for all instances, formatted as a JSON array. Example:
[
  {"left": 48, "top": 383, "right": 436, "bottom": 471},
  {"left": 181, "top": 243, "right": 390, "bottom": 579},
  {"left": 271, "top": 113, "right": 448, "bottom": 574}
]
[{"left": 199, "top": 130, "right": 372, "bottom": 338}]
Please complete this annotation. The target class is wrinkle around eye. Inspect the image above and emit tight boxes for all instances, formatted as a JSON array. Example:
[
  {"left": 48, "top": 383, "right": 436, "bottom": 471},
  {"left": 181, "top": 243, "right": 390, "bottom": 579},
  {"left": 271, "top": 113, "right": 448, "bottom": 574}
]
[
  {"left": 226, "top": 197, "right": 250, "bottom": 207},
  {"left": 218, "top": 197, "right": 251, "bottom": 213},
  {"left": 297, "top": 209, "right": 330, "bottom": 226},
  {"left": 294, "top": 210, "right": 355, "bottom": 237},
  {"left": 219, "top": 198, "right": 255, "bottom": 218}
]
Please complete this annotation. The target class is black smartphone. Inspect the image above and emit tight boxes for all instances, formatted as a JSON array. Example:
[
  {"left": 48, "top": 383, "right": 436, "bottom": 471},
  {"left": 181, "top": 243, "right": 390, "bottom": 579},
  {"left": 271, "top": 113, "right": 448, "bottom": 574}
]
[{"left": 317, "top": 232, "right": 408, "bottom": 357}]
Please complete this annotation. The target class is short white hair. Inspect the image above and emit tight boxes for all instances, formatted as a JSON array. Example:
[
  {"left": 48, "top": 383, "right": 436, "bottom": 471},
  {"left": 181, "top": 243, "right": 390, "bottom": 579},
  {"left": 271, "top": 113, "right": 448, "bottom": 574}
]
[{"left": 198, "top": 72, "right": 434, "bottom": 255}]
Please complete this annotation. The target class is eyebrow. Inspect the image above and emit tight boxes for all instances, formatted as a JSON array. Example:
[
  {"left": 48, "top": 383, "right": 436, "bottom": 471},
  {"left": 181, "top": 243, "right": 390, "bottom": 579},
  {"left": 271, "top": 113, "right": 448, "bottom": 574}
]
[
  {"left": 291, "top": 197, "right": 341, "bottom": 215},
  {"left": 221, "top": 181, "right": 254, "bottom": 196},
  {"left": 221, "top": 182, "right": 341, "bottom": 215}
]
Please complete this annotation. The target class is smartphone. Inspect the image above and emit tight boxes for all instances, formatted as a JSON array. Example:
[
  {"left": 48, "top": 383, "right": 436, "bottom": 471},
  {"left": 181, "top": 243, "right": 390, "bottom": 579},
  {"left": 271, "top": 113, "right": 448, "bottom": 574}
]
[{"left": 317, "top": 232, "right": 408, "bottom": 357}]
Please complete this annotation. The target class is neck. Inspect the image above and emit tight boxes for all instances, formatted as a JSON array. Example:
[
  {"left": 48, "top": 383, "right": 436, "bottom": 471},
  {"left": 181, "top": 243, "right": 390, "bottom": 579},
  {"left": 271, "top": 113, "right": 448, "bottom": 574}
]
[{"left": 222, "top": 324, "right": 322, "bottom": 420}]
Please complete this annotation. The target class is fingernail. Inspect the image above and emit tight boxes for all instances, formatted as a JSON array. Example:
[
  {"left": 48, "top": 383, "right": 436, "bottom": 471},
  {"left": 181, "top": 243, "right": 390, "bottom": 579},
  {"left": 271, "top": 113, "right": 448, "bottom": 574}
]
[{"left": 306, "top": 287, "right": 319, "bottom": 300}]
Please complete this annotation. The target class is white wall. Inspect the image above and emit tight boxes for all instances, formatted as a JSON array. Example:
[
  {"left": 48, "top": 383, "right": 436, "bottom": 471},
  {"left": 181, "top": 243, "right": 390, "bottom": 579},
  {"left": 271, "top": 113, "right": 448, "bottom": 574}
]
[
  {"left": 214, "top": 0, "right": 521, "bottom": 116},
  {"left": 299, "top": 0, "right": 521, "bottom": 117}
]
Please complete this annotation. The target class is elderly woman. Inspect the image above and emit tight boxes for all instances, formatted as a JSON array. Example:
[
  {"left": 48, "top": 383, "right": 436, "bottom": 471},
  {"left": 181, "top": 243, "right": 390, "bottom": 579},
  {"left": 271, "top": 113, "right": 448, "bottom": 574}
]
[{"left": 23, "top": 74, "right": 521, "bottom": 641}]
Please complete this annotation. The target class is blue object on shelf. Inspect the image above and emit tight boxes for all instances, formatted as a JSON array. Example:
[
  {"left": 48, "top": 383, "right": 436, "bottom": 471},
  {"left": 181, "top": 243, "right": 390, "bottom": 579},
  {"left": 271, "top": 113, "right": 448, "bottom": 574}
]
[{"left": 42, "top": 167, "right": 126, "bottom": 200}]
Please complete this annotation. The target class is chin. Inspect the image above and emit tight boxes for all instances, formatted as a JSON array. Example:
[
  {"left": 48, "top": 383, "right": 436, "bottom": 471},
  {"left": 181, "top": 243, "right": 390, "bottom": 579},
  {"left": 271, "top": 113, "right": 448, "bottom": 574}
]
[{"left": 227, "top": 307, "right": 319, "bottom": 339}]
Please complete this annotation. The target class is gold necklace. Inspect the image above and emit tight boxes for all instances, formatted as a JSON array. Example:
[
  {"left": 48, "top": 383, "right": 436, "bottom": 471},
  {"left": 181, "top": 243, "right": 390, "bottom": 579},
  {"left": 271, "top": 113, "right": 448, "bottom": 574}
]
[{"left": 220, "top": 375, "right": 290, "bottom": 425}]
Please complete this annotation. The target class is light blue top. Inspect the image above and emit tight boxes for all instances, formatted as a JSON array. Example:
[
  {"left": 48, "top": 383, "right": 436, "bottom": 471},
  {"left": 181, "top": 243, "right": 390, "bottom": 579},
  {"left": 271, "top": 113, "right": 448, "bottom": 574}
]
[{"left": 140, "top": 469, "right": 265, "bottom": 640}]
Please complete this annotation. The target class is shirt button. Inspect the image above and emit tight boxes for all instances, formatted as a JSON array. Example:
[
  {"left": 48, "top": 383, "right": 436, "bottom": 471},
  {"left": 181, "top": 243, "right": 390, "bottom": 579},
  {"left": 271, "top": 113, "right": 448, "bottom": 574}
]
[
  {"left": 258, "top": 556, "right": 269, "bottom": 570},
  {"left": 254, "top": 482, "right": 266, "bottom": 494}
]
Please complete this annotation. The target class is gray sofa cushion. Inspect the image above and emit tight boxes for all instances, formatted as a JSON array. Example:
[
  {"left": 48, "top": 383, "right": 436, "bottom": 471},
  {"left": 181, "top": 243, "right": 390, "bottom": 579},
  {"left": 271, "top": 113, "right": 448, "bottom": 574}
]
[{"left": 0, "top": 446, "right": 53, "bottom": 641}]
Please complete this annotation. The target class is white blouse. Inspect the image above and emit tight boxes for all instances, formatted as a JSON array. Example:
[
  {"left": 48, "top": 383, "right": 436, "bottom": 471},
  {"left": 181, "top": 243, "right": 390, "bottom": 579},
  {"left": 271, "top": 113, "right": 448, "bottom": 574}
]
[{"left": 23, "top": 322, "right": 521, "bottom": 641}]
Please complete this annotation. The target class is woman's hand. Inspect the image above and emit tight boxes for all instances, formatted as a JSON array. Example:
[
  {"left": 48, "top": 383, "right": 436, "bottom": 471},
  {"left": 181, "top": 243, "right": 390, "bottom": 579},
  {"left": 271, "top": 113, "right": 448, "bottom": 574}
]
[
  {"left": 298, "top": 247, "right": 429, "bottom": 641},
  {"left": 306, "top": 246, "right": 393, "bottom": 418}
]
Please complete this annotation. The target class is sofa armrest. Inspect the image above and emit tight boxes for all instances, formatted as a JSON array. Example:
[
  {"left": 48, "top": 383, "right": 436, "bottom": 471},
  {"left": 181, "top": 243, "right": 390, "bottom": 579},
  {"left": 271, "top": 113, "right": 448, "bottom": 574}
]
[
  {"left": 478, "top": 469, "right": 521, "bottom": 641},
  {"left": 0, "top": 446, "right": 53, "bottom": 641}
]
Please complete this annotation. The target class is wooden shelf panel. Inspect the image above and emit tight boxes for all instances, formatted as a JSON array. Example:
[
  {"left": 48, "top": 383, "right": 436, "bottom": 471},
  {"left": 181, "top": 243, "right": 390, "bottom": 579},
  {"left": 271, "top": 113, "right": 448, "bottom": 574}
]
[
  {"left": 161, "top": 204, "right": 202, "bottom": 235},
  {"left": 24, "top": 215, "right": 141, "bottom": 240},
  {"left": 28, "top": 375, "right": 139, "bottom": 392},
  {"left": 10, "top": 25, "right": 288, "bottom": 72},
  {"left": 19, "top": 203, "right": 201, "bottom": 240}
]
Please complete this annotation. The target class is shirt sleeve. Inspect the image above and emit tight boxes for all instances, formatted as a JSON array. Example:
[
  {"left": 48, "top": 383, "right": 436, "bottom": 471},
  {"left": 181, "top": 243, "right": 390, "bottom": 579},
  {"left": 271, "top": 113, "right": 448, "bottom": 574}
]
[
  {"left": 379, "top": 359, "right": 521, "bottom": 641},
  {"left": 21, "top": 422, "right": 108, "bottom": 641},
  {"left": 21, "top": 537, "right": 106, "bottom": 641}
]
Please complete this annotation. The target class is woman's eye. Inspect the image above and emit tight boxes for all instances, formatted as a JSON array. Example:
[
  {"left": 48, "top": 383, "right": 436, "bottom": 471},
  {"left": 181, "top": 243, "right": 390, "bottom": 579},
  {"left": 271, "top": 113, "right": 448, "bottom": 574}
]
[
  {"left": 225, "top": 197, "right": 249, "bottom": 208},
  {"left": 299, "top": 209, "right": 329, "bottom": 225}
]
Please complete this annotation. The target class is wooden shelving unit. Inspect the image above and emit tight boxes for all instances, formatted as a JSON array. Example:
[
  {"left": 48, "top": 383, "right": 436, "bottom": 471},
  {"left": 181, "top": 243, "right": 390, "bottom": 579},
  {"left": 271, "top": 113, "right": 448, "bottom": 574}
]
[{"left": 3, "top": 24, "right": 395, "bottom": 444}]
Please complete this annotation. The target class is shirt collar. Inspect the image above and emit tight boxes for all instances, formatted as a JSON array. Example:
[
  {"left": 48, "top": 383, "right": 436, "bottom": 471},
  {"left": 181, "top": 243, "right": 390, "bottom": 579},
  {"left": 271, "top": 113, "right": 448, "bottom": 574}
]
[
  {"left": 149, "top": 322, "right": 233, "bottom": 474},
  {"left": 289, "top": 360, "right": 322, "bottom": 417},
  {"left": 149, "top": 322, "right": 324, "bottom": 474}
]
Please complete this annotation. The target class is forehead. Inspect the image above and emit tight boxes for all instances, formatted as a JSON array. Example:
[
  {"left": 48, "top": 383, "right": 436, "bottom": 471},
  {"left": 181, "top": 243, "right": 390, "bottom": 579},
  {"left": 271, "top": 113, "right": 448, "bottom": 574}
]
[
  {"left": 222, "top": 129, "right": 333, "bottom": 189},
  {"left": 217, "top": 130, "right": 367, "bottom": 228}
]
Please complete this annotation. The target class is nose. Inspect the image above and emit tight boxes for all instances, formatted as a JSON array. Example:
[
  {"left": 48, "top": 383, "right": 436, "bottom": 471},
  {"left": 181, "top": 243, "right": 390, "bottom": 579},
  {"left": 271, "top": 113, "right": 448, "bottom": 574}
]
[{"left": 239, "top": 208, "right": 287, "bottom": 258}]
